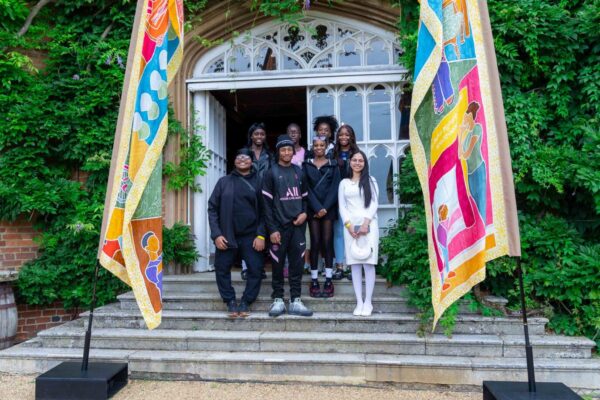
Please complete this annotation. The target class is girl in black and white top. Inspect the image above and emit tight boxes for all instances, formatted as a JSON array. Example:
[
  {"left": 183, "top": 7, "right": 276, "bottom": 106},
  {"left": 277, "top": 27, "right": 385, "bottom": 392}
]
[{"left": 302, "top": 136, "right": 341, "bottom": 298}]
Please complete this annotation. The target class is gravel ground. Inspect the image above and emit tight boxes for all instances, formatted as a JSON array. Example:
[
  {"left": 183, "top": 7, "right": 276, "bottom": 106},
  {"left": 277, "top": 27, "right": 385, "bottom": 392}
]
[{"left": 0, "top": 373, "right": 481, "bottom": 400}]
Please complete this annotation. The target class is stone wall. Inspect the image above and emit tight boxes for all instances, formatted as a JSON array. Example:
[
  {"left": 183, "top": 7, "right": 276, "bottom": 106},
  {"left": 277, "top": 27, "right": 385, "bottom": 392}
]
[{"left": 0, "top": 218, "right": 39, "bottom": 272}]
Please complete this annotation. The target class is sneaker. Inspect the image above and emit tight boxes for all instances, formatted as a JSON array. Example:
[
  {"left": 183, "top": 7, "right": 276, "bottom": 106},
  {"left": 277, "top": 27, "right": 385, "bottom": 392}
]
[
  {"left": 241, "top": 269, "right": 248, "bottom": 281},
  {"left": 322, "top": 281, "right": 334, "bottom": 298},
  {"left": 268, "top": 298, "right": 286, "bottom": 317},
  {"left": 288, "top": 298, "right": 313, "bottom": 317},
  {"left": 309, "top": 281, "right": 321, "bottom": 298},
  {"left": 238, "top": 300, "right": 250, "bottom": 318},
  {"left": 332, "top": 267, "right": 344, "bottom": 280},
  {"left": 227, "top": 299, "right": 238, "bottom": 318}
]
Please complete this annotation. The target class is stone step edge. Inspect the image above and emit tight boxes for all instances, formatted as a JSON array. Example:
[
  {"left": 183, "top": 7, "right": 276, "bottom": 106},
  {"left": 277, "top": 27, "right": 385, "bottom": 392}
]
[
  {"left": 2, "top": 346, "right": 599, "bottom": 372},
  {"left": 83, "top": 306, "right": 549, "bottom": 324},
  {"left": 116, "top": 293, "right": 410, "bottom": 302},
  {"left": 163, "top": 273, "right": 390, "bottom": 284},
  {"left": 35, "top": 327, "right": 596, "bottom": 348}
]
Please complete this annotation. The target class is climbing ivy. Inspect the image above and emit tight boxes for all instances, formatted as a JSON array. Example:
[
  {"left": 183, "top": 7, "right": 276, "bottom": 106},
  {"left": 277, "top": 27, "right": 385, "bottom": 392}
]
[{"left": 380, "top": 0, "right": 600, "bottom": 348}]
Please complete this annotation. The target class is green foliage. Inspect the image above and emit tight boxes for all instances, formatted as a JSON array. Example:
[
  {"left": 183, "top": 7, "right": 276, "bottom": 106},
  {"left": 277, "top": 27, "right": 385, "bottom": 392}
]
[
  {"left": 2, "top": 1, "right": 210, "bottom": 310},
  {"left": 382, "top": 0, "right": 600, "bottom": 348},
  {"left": 162, "top": 222, "right": 201, "bottom": 267},
  {"left": 163, "top": 110, "right": 211, "bottom": 192}
]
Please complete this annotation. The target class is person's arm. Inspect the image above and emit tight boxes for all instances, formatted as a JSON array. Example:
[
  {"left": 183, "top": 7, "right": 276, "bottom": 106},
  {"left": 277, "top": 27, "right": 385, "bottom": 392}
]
[
  {"left": 255, "top": 176, "right": 267, "bottom": 239},
  {"left": 207, "top": 179, "right": 223, "bottom": 240},
  {"left": 364, "top": 178, "right": 379, "bottom": 221},
  {"left": 338, "top": 180, "right": 351, "bottom": 225},
  {"left": 322, "top": 165, "right": 340, "bottom": 212},
  {"left": 304, "top": 164, "right": 324, "bottom": 214},
  {"left": 261, "top": 170, "right": 280, "bottom": 234}
]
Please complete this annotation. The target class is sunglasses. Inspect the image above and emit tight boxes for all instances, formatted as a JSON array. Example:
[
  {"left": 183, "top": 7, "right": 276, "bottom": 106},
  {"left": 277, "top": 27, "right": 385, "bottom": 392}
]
[{"left": 235, "top": 154, "right": 251, "bottom": 160}]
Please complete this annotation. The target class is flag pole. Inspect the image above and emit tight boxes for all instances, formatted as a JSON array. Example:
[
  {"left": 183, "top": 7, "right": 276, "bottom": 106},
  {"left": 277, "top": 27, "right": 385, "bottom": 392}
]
[
  {"left": 81, "top": 260, "right": 101, "bottom": 371},
  {"left": 516, "top": 257, "right": 536, "bottom": 392}
]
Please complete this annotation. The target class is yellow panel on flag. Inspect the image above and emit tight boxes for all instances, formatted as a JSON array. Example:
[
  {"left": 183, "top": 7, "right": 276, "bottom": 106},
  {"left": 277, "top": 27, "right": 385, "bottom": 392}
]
[
  {"left": 98, "top": 0, "right": 184, "bottom": 330},
  {"left": 409, "top": 0, "right": 521, "bottom": 327}
]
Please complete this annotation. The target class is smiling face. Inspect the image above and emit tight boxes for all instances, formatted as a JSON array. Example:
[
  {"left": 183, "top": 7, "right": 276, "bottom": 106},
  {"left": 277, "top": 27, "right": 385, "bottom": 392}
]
[
  {"left": 337, "top": 127, "right": 351, "bottom": 147},
  {"left": 350, "top": 152, "right": 365, "bottom": 175},
  {"left": 317, "top": 122, "right": 332, "bottom": 139},
  {"left": 234, "top": 153, "right": 252, "bottom": 173},
  {"left": 278, "top": 146, "right": 294, "bottom": 165},
  {"left": 250, "top": 128, "right": 266, "bottom": 147},
  {"left": 312, "top": 138, "right": 327, "bottom": 158}
]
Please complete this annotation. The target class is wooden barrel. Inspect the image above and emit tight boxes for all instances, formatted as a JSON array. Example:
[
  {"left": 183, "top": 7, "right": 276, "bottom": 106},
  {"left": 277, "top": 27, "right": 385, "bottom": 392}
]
[{"left": 0, "top": 283, "right": 18, "bottom": 350}]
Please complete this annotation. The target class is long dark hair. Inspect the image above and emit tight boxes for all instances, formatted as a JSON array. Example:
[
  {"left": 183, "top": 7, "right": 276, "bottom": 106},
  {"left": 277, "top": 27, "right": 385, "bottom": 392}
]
[
  {"left": 334, "top": 124, "right": 360, "bottom": 159},
  {"left": 350, "top": 150, "right": 373, "bottom": 209},
  {"left": 247, "top": 122, "right": 269, "bottom": 148}
]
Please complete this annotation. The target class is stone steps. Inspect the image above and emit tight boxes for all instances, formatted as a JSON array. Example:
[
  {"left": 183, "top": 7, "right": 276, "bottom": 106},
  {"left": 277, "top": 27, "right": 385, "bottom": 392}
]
[
  {"left": 2, "top": 272, "right": 598, "bottom": 391},
  {"left": 161, "top": 273, "right": 404, "bottom": 296},
  {"left": 117, "top": 292, "right": 478, "bottom": 314},
  {"left": 32, "top": 325, "right": 595, "bottom": 359},
  {"left": 1, "top": 345, "right": 598, "bottom": 389},
  {"left": 85, "top": 304, "right": 549, "bottom": 336}
]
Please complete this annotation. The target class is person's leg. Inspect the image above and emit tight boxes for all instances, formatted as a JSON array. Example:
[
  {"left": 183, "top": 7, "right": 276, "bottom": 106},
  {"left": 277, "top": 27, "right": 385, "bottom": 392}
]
[
  {"left": 333, "top": 213, "right": 345, "bottom": 266},
  {"left": 308, "top": 219, "right": 322, "bottom": 297},
  {"left": 351, "top": 263, "right": 364, "bottom": 315},
  {"left": 287, "top": 225, "right": 306, "bottom": 301},
  {"left": 214, "top": 247, "right": 239, "bottom": 317},
  {"left": 270, "top": 231, "right": 288, "bottom": 301},
  {"left": 239, "top": 235, "right": 265, "bottom": 308},
  {"left": 321, "top": 219, "right": 335, "bottom": 297},
  {"left": 362, "top": 263, "right": 376, "bottom": 316}
]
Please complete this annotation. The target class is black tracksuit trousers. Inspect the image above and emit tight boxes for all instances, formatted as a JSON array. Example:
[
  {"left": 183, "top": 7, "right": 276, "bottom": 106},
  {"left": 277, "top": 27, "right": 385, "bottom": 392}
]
[
  {"left": 214, "top": 234, "right": 264, "bottom": 304},
  {"left": 270, "top": 224, "right": 306, "bottom": 301}
]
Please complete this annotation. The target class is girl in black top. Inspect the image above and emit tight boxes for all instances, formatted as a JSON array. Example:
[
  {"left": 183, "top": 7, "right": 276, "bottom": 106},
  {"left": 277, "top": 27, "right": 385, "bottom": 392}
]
[
  {"left": 332, "top": 124, "right": 360, "bottom": 280},
  {"left": 246, "top": 122, "right": 273, "bottom": 179},
  {"left": 303, "top": 136, "right": 341, "bottom": 298}
]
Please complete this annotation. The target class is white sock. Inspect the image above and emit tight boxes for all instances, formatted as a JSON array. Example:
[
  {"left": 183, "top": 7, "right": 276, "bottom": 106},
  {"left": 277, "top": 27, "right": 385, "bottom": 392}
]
[
  {"left": 325, "top": 267, "right": 333, "bottom": 279},
  {"left": 242, "top": 260, "right": 247, "bottom": 271},
  {"left": 351, "top": 264, "right": 363, "bottom": 305},
  {"left": 364, "top": 263, "right": 376, "bottom": 306},
  {"left": 311, "top": 270, "right": 318, "bottom": 280}
]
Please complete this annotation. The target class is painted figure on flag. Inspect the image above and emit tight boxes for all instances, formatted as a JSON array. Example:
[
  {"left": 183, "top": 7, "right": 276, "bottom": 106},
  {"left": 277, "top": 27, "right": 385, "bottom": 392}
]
[
  {"left": 99, "top": 0, "right": 184, "bottom": 330},
  {"left": 410, "top": 0, "right": 520, "bottom": 326}
]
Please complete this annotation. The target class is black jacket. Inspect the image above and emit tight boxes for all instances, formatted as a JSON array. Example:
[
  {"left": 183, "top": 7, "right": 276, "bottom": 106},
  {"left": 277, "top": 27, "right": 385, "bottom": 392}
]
[
  {"left": 302, "top": 158, "right": 341, "bottom": 215},
  {"left": 262, "top": 163, "right": 308, "bottom": 233},
  {"left": 208, "top": 169, "right": 266, "bottom": 248}
]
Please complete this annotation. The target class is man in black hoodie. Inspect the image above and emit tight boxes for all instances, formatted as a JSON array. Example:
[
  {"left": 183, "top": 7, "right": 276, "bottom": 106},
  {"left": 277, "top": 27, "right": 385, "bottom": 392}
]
[
  {"left": 262, "top": 135, "right": 313, "bottom": 317},
  {"left": 208, "top": 148, "right": 266, "bottom": 318}
]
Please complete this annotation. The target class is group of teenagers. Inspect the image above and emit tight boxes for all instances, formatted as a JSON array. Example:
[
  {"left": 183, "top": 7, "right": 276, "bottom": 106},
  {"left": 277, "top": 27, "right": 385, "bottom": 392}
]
[{"left": 207, "top": 115, "right": 380, "bottom": 320}]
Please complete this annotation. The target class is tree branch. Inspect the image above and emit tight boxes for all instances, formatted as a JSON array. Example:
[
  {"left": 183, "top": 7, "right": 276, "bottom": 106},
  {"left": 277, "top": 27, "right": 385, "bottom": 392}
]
[{"left": 17, "top": 0, "right": 55, "bottom": 37}]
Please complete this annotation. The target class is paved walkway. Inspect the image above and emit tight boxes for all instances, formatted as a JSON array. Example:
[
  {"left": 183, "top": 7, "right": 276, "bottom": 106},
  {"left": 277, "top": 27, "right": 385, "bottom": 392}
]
[{"left": 1, "top": 373, "right": 480, "bottom": 399}]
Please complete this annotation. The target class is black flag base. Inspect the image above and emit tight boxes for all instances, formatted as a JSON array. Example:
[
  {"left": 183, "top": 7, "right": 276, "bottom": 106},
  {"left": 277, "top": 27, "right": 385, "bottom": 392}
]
[
  {"left": 483, "top": 381, "right": 581, "bottom": 400},
  {"left": 35, "top": 361, "right": 128, "bottom": 400}
]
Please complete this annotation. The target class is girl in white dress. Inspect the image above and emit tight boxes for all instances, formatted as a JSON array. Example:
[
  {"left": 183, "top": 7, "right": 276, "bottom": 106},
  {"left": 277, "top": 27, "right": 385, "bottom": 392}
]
[{"left": 338, "top": 150, "right": 379, "bottom": 316}]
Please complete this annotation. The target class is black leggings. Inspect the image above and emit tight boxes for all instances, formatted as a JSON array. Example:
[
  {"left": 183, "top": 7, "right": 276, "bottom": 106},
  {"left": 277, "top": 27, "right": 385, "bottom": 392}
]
[{"left": 309, "top": 218, "right": 334, "bottom": 271}]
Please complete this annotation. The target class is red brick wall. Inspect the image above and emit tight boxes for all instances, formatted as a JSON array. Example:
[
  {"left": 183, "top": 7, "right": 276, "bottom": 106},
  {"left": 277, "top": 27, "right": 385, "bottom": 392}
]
[
  {"left": 0, "top": 218, "right": 40, "bottom": 272},
  {"left": 16, "top": 302, "right": 80, "bottom": 342}
]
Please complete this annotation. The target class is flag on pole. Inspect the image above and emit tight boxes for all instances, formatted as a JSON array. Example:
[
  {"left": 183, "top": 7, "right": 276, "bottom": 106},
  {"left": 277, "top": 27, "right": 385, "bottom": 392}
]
[
  {"left": 98, "top": 0, "right": 184, "bottom": 330},
  {"left": 409, "top": 0, "right": 521, "bottom": 327}
]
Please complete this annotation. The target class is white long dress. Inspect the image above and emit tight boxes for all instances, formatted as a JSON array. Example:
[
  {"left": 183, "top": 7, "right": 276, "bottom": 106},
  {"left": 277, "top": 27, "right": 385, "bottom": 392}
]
[{"left": 338, "top": 177, "right": 379, "bottom": 266}]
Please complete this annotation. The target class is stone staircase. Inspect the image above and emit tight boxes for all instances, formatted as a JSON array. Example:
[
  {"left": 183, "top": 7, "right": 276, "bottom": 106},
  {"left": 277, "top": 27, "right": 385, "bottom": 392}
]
[{"left": 0, "top": 273, "right": 598, "bottom": 389}]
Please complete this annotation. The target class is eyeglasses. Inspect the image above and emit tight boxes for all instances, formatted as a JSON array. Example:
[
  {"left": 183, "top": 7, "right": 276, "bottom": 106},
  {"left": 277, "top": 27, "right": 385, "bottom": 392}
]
[{"left": 235, "top": 154, "right": 251, "bottom": 160}]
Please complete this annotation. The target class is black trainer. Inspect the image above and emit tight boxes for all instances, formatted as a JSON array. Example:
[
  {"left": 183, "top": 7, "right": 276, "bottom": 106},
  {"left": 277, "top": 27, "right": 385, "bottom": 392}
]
[
  {"left": 332, "top": 267, "right": 344, "bottom": 280},
  {"left": 238, "top": 300, "right": 250, "bottom": 318},
  {"left": 227, "top": 299, "right": 238, "bottom": 318}
]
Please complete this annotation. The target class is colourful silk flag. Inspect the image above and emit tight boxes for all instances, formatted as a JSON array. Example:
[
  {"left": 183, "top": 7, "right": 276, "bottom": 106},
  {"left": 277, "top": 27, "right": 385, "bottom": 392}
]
[
  {"left": 409, "top": 0, "right": 521, "bottom": 327},
  {"left": 98, "top": 0, "right": 184, "bottom": 329}
]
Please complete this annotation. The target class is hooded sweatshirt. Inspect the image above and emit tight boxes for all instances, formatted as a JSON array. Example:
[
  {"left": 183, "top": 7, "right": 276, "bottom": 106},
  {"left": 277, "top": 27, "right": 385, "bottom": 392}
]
[{"left": 208, "top": 168, "right": 266, "bottom": 248}]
